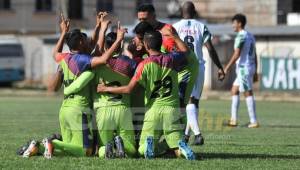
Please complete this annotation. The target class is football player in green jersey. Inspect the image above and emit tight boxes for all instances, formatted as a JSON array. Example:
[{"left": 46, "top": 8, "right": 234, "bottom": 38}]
[
  {"left": 97, "top": 30, "right": 196, "bottom": 160},
  {"left": 64, "top": 31, "right": 137, "bottom": 159}
]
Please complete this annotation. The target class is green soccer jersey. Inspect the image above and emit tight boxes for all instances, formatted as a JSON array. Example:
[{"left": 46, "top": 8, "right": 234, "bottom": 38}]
[
  {"left": 93, "top": 56, "right": 136, "bottom": 108},
  {"left": 178, "top": 51, "right": 198, "bottom": 81},
  {"left": 93, "top": 66, "right": 130, "bottom": 108},
  {"left": 58, "top": 53, "right": 93, "bottom": 107},
  {"left": 133, "top": 52, "right": 187, "bottom": 108},
  {"left": 63, "top": 55, "right": 136, "bottom": 108}
]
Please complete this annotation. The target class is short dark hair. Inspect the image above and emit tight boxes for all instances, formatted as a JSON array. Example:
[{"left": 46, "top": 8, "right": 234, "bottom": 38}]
[
  {"left": 143, "top": 31, "right": 162, "bottom": 51},
  {"left": 65, "top": 29, "right": 87, "bottom": 50},
  {"left": 133, "top": 21, "right": 154, "bottom": 38},
  {"left": 105, "top": 32, "right": 117, "bottom": 48},
  {"left": 232, "top": 13, "right": 247, "bottom": 28},
  {"left": 105, "top": 32, "right": 121, "bottom": 53},
  {"left": 137, "top": 4, "right": 155, "bottom": 14}
]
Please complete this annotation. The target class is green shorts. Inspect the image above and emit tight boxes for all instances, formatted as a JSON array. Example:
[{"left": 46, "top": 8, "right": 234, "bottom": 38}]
[
  {"left": 138, "top": 106, "right": 184, "bottom": 156},
  {"left": 59, "top": 105, "right": 93, "bottom": 149},
  {"left": 95, "top": 105, "right": 136, "bottom": 157}
]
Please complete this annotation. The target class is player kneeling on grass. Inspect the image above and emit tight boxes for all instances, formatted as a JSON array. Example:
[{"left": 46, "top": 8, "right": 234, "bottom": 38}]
[
  {"left": 64, "top": 31, "right": 137, "bottom": 159},
  {"left": 17, "top": 13, "right": 127, "bottom": 159},
  {"left": 97, "top": 31, "right": 196, "bottom": 160}
]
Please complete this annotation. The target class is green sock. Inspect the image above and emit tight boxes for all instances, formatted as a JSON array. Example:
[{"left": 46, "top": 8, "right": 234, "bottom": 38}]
[{"left": 52, "top": 139, "right": 85, "bottom": 157}]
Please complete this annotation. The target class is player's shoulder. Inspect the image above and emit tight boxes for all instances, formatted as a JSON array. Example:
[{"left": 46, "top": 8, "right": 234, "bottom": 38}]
[
  {"left": 55, "top": 53, "right": 70, "bottom": 63},
  {"left": 246, "top": 31, "right": 255, "bottom": 39},
  {"left": 74, "top": 53, "right": 92, "bottom": 59},
  {"left": 237, "top": 30, "right": 247, "bottom": 37},
  {"left": 107, "top": 55, "right": 137, "bottom": 77}
]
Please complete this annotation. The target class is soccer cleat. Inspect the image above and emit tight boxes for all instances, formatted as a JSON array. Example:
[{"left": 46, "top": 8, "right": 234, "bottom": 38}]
[
  {"left": 228, "top": 119, "right": 238, "bottom": 127},
  {"left": 42, "top": 138, "right": 54, "bottom": 159},
  {"left": 17, "top": 141, "right": 30, "bottom": 156},
  {"left": 22, "top": 140, "right": 39, "bottom": 158},
  {"left": 193, "top": 134, "right": 204, "bottom": 145},
  {"left": 178, "top": 140, "right": 195, "bottom": 160},
  {"left": 248, "top": 122, "right": 259, "bottom": 128},
  {"left": 105, "top": 142, "right": 114, "bottom": 159},
  {"left": 144, "top": 136, "right": 154, "bottom": 159},
  {"left": 114, "top": 136, "right": 125, "bottom": 158}
]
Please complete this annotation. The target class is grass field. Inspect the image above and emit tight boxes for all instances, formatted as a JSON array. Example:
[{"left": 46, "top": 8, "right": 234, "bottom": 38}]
[{"left": 0, "top": 96, "right": 299, "bottom": 170}]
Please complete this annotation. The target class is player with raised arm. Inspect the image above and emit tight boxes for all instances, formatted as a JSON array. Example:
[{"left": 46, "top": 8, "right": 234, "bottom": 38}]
[
  {"left": 173, "top": 1, "right": 225, "bottom": 145},
  {"left": 20, "top": 13, "right": 126, "bottom": 159},
  {"left": 64, "top": 29, "right": 138, "bottom": 159},
  {"left": 224, "top": 14, "right": 259, "bottom": 128},
  {"left": 97, "top": 30, "right": 196, "bottom": 160}
]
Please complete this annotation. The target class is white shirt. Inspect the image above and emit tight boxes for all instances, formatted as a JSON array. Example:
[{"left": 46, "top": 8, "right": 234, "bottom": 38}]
[
  {"left": 234, "top": 30, "right": 256, "bottom": 67},
  {"left": 173, "top": 19, "right": 211, "bottom": 64}
]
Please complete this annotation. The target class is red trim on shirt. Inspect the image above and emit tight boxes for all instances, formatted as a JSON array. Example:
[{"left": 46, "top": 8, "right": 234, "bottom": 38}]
[{"left": 55, "top": 53, "right": 69, "bottom": 63}]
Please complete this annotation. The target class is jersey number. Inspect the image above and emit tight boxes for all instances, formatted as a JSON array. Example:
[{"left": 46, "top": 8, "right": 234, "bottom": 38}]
[
  {"left": 150, "top": 76, "right": 173, "bottom": 99},
  {"left": 248, "top": 42, "right": 254, "bottom": 56},
  {"left": 184, "top": 35, "right": 195, "bottom": 51},
  {"left": 106, "top": 81, "right": 122, "bottom": 101}
]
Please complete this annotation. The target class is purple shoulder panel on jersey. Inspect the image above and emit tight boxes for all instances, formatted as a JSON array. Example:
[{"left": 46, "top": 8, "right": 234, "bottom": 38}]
[
  {"left": 64, "top": 53, "right": 92, "bottom": 76},
  {"left": 107, "top": 55, "right": 137, "bottom": 78}
]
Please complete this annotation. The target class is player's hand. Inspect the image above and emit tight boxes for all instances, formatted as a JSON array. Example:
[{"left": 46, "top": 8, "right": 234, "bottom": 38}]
[
  {"left": 116, "top": 22, "right": 128, "bottom": 42},
  {"left": 160, "top": 26, "right": 174, "bottom": 38},
  {"left": 60, "top": 13, "right": 70, "bottom": 34},
  {"left": 253, "top": 72, "right": 259, "bottom": 83},
  {"left": 97, "top": 83, "right": 107, "bottom": 93},
  {"left": 100, "top": 12, "right": 111, "bottom": 30},
  {"left": 96, "top": 12, "right": 104, "bottom": 27},
  {"left": 218, "top": 69, "right": 225, "bottom": 81}
]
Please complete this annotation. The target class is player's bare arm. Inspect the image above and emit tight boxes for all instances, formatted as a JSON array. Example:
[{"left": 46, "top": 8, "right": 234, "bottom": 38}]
[
  {"left": 224, "top": 48, "right": 241, "bottom": 74},
  {"left": 253, "top": 51, "right": 258, "bottom": 82},
  {"left": 205, "top": 39, "right": 225, "bottom": 81},
  {"left": 48, "top": 66, "right": 63, "bottom": 92},
  {"left": 88, "top": 12, "right": 103, "bottom": 54},
  {"left": 97, "top": 78, "right": 138, "bottom": 94},
  {"left": 52, "top": 13, "right": 70, "bottom": 61},
  {"left": 95, "top": 12, "right": 111, "bottom": 55},
  {"left": 91, "top": 22, "right": 127, "bottom": 68},
  {"left": 161, "top": 27, "right": 188, "bottom": 53}
]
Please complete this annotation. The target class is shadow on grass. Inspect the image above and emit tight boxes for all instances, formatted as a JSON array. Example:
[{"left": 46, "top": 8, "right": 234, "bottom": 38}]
[{"left": 198, "top": 152, "right": 300, "bottom": 160}]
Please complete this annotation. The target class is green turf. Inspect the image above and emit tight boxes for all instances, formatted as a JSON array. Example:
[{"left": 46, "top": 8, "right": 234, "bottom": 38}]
[{"left": 0, "top": 96, "right": 299, "bottom": 169}]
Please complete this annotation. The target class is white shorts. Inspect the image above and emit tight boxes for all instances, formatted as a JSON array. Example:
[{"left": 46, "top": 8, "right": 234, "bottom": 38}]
[
  {"left": 190, "top": 64, "right": 205, "bottom": 100},
  {"left": 233, "top": 65, "right": 255, "bottom": 92}
]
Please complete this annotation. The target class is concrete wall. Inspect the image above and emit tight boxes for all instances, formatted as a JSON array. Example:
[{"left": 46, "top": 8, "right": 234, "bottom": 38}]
[
  {"left": 189, "top": 0, "right": 278, "bottom": 26},
  {"left": 0, "top": 0, "right": 172, "bottom": 34}
]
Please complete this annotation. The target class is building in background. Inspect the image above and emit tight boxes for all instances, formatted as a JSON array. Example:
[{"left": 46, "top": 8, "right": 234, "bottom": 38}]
[
  {"left": 0, "top": 0, "right": 172, "bottom": 34},
  {"left": 0, "top": 0, "right": 299, "bottom": 91},
  {"left": 1, "top": 0, "right": 300, "bottom": 34}
]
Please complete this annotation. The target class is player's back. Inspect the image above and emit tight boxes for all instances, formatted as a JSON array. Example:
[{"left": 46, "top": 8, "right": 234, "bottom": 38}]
[
  {"left": 59, "top": 53, "right": 92, "bottom": 107},
  {"left": 173, "top": 19, "right": 211, "bottom": 64},
  {"left": 133, "top": 53, "right": 186, "bottom": 107},
  {"left": 93, "top": 55, "right": 137, "bottom": 108},
  {"left": 235, "top": 30, "right": 256, "bottom": 67}
]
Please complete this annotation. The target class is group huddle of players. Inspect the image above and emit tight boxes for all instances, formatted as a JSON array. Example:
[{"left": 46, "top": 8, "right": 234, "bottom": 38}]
[{"left": 17, "top": 1, "right": 259, "bottom": 160}]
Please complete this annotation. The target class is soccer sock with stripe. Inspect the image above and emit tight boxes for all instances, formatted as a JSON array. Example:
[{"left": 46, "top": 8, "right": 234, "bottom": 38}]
[
  {"left": 231, "top": 95, "right": 240, "bottom": 121},
  {"left": 246, "top": 96, "right": 257, "bottom": 123},
  {"left": 186, "top": 104, "right": 201, "bottom": 135}
]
